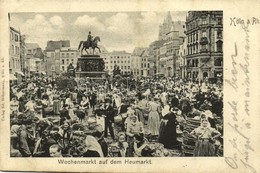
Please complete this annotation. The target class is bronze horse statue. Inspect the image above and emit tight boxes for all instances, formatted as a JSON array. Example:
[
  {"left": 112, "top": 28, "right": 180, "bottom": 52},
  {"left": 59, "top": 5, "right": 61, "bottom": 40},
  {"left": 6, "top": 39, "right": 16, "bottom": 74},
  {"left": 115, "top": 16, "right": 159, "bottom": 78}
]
[{"left": 78, "top": 36, "right": 101, "bottom": 55}]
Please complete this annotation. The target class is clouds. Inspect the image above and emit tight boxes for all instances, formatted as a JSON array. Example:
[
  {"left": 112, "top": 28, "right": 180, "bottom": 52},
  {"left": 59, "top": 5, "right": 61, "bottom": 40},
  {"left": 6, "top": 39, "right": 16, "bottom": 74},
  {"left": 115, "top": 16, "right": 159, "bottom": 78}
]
[
  {"left": 50, "top": 16, "right": 64, "bottom": 27},
  {"left": 10, "top": 12, "right": 187, "bottom": 52},
  {"left": 106, "top": 13, "right": 134, "bottom": 34},
  {"left": 74, "top": 15, "right": 105, "bottom": 31},
  {"left": 11, "top": 14, "right": 66, "bottom": 49}
]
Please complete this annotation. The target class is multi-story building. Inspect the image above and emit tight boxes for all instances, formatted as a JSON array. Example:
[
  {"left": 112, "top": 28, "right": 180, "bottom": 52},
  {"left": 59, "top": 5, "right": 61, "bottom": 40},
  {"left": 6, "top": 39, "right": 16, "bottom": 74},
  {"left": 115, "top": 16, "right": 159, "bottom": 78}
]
[
  {"left": 159, "top": 12, "right": 185, "bottom": 41},
  {"left": 24, "top": 43, "right": 44, "bottom": 78},
  {"left": 158, "top": 31, "right": 185, "bottom": 77},
  {"left": 157, "top": 12, "right": 186, "bottom": 77},
  {"left": 149, "top": 40, "right": 166, "bottom": 76},
  {"left": 45, "top": 40, "right": 70, "bottom": 77},
  {"left": 9, "top": 27, "right": 23, "bottom": 81},
  {"left": 131, "top": 48, "right": 151, "bottom": 78},
  {"left": 185, "top": 11, "right": 223, "bottom": 81},
  {"left": 59, "top": 47, "right": 79, "bottom": 72},
  {"left": 177, "top": 37, "right": 187, "bottom": 78},
  {"left": 105, "top": 51, "right": 131, "bottom": 75}
]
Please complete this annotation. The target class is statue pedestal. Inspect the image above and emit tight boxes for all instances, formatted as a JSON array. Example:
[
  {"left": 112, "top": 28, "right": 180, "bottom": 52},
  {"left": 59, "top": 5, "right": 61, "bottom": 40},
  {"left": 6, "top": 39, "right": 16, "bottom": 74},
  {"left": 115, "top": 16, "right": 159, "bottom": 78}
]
[{"left": 75, "top": 55, "right": 106, "bottom": 79}]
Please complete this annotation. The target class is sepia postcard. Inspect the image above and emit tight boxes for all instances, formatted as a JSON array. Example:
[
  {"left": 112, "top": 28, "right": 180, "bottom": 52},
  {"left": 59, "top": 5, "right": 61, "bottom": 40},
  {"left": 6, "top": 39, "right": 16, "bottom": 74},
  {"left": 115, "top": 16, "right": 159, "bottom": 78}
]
[{"left": 0, "top": 0, "right": 259, "bottom": 172}]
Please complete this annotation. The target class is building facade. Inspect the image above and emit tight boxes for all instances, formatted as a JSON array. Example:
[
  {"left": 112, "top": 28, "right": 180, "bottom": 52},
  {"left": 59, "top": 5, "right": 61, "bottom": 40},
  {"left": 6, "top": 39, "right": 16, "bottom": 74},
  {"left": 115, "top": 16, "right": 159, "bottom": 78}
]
[
  {"left": 177, "top": 37, "right": 187, "bottom": 78},
  {"left": 157, "top": 12, "right": 186, "bottom": 77},
  {"left": 105, "top": 51, "right": 131, "bottom": 76},
  {"left": 131, "top": 48, "right": 151, "bottom": 78},
  {"left": 9, "top": 27, "right": 23, "bottom": 81},
  {"left": 159, "top": 12, "right": 186, "bottom": 41},
  {"left": 24, "top": 43, "right": 44, "bottom": 78},
  {"left": 60, "top": 47, "right": 79, "bottom": 72},
  {"left": 45, "top": 40, "right": 70, "bottom": 77},
  {"left": 149, "top": 40, "right": 166, "bottom": 76},
  {"left": 185, "top": 11, "right": 223, "bottom": 81},
  {"left": 158, "top": 31, "right": 185, "bottom": 77}
]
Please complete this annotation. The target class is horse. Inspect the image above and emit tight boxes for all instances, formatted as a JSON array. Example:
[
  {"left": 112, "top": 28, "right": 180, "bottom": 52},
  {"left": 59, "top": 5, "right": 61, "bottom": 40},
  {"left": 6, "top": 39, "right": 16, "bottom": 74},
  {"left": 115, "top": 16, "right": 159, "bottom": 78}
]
[{"left": 78, "top": 36, "right": 101, "bottom": 55}]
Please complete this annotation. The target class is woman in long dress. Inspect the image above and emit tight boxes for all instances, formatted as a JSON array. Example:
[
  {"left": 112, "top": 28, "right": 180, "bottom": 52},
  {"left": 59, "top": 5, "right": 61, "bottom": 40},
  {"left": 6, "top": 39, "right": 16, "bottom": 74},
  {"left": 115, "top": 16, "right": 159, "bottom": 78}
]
[
  {"left": 158, "top": 102, "right": 178, "bottom": 149},
  {"left": 147, "top": 98, "right": 160, "bottom": 136},
  {"left": 190, "top": 118, "right": 221, "bottom": 156},
  {"left": 53, "top": 92, "right": 60, "bottom": 115}
]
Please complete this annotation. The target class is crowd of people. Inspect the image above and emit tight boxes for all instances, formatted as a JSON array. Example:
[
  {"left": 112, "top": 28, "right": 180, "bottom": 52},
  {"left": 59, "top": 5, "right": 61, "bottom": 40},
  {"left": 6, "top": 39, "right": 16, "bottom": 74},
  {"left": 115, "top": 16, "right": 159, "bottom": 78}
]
[{"left": 10, "top": 76, "right": 223, "bottom": 157}]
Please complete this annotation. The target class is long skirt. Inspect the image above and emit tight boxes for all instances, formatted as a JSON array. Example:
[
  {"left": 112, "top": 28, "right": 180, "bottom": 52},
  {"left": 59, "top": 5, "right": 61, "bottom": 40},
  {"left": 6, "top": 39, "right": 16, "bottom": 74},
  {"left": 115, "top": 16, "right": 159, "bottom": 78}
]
[
  {"left": 126, "top": 136, "right": 134, "bottom": 157},
  {"left": 147, "top": 111, "right": 160, "bottom": 136},
  {"left": 193, "top": 139, "right": 215, "bottom": 156},
  {"left": 135, "top": 109, "right": 145, "bottom": 125},
  {"left": 53, "top": 100, "right": 60, "bottom": 115}
]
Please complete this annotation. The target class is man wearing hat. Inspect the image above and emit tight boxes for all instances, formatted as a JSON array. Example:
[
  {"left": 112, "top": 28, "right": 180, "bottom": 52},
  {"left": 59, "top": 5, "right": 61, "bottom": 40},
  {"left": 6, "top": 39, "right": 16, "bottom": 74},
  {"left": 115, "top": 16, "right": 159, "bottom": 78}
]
[{"left": 103, "top": 98, "right": 115, "bottom": 140}]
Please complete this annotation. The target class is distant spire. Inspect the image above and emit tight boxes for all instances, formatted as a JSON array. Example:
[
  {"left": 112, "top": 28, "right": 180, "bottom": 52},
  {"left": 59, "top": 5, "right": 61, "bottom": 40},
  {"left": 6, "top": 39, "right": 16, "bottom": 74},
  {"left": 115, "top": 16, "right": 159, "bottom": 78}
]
[{"left": 166, "top": 11, "right": 172, "bottom": 23}]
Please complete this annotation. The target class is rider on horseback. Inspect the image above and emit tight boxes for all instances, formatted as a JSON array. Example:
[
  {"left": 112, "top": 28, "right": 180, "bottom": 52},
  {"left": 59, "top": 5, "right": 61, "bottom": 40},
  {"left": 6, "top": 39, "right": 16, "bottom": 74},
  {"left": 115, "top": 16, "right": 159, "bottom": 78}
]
[
  {"left": 87, "top": 31, "right": 93, "bottom": 46},
  {"left": 78, "top": 31, "right": 101, "bottom": 55}
]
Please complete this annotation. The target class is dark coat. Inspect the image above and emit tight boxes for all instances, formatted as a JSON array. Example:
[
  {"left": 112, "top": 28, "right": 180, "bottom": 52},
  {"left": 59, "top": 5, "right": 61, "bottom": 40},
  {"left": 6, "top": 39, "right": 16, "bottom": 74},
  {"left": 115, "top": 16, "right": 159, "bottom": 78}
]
[
  {"left": 83, "top": 150, "right": 100, "bottom": 157},
  {"left": 158, "top": 112, "right": 178, "bottom": 149},
  {"left": 98, "top": 138, "right": 108, "bottom": 157},
  {"left": 104, "top": 105, "right": 115, "bottom": 123}
]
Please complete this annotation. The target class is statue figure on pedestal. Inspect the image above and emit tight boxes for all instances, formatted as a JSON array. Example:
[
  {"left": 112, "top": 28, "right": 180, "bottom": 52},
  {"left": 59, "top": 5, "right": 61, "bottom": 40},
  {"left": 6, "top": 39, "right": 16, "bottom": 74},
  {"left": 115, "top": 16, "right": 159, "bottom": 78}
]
[
  {"left": 67, "top": 63, "right": 75, "bottom": 77},
  {"left": 78, "top": 31, "right": 101, "bottom": 55}
]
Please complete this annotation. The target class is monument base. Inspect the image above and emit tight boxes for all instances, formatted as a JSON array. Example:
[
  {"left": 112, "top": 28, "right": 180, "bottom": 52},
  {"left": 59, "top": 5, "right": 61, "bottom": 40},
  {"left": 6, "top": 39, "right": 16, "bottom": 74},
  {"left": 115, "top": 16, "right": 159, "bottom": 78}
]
[
  {"left": 76, "top": 54, "right": 107, "bottom": 80},
  {"left": 75, "top": 71, "right": 107, "bottom": 79}
]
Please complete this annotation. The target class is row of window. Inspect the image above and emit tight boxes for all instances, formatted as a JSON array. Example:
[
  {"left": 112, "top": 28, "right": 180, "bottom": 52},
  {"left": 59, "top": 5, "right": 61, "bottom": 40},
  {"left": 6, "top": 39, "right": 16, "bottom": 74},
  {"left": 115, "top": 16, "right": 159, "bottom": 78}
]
[
  {"left": 187, "top": 32, "right": 199, "bottom": 43},
  {"left": 187, "top": 59, "right": 199, "bottom": 67},
  {"left": 186, "top": 71, "right": 222, "bottom": 79},
  {"left": 186, "top": 58, "right": 223, "bottom": 67},
  {"left": 10, "top": 58, "right": 21, "bottom": 69},
  {"left": 110, "top": 56, "right": 131, "bottom": 59},
  {"left": 11, "top": 45, "right": 20, "bottom": 55},
  {"left": 109, "top": 60, "right": 131, "bottom": 64},
  {"left": 141, "top": 63, "right": 150, "bottom": 68},
  {"left": 132, "top": 69, "right": 149, "bottom": 76},
  {"left": 188, "top": 30, "right": 222, "bottom": 44},
  {"left": 11, "top": 32, "right": 19, "bottom": 42},
  {"left": 186, "top": 17, "right": 223, "bottom": 31},
  {"left": 61, "top": 59, "right": 75, "bottom": 65},
  {"left": 108, "top": 66, "right": 130, "bottom": 70},
  {"left": 61, "top": 52, "right": 77, "bottom": 56},
  {"left": 187, "top": 42, "right": 223, "bottom": 55}
]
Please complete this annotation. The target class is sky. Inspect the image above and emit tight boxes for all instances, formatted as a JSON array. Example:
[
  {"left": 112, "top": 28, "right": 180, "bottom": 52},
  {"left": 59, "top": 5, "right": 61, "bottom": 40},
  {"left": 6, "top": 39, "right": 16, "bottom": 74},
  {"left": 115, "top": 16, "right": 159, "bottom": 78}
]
[{"left": 10, "top": 11, "right": 187, "bottom": 53}]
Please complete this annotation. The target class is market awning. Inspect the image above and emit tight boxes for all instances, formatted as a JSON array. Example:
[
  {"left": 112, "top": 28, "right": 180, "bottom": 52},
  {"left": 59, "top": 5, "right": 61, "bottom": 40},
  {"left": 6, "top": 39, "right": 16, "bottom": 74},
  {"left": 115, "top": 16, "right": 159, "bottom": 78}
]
[{"left": 10, "top": 74, "right": 17, "bottom": 80}]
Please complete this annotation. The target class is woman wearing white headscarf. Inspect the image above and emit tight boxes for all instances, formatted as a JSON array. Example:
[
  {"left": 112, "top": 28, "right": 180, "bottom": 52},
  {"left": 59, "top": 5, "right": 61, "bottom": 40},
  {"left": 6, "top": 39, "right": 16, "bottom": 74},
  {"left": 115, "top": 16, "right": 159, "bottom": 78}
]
[
  {"left": 83, "top": 135, "right": 104, "bottom": 157},
  {"left": 126, "top": 115, "right": 144, "bottom": 157},
  {"left": 158, "top": 102, "right": 178, "bottom": 149},
  {"left": 190, "top": 118, "right": 221, "bottom": 156}
]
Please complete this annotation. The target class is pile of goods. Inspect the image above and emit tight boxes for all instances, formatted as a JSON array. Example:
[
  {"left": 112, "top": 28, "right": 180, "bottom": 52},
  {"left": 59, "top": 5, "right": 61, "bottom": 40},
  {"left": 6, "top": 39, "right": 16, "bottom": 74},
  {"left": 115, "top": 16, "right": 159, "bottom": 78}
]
[
  {"left": 182, "top": 118, "right": 200, "bottom": 156},
  {"left": 148, "top": 142, "right": 182, "bottom": 157}
]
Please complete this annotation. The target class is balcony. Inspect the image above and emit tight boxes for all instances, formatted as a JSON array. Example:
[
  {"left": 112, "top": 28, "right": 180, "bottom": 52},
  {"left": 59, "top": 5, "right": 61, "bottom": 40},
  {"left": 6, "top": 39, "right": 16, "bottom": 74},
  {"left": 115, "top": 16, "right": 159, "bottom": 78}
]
[{"left": 200, "top": 48, "right": 208, "bottom": 53}]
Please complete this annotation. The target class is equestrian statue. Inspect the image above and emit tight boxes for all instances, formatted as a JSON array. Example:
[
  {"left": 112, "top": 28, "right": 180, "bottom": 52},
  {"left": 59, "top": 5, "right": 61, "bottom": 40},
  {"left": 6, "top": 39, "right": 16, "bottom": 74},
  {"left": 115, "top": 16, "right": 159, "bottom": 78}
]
[{"left": 78, "top": 31, "right": 101, "bottom": 55}]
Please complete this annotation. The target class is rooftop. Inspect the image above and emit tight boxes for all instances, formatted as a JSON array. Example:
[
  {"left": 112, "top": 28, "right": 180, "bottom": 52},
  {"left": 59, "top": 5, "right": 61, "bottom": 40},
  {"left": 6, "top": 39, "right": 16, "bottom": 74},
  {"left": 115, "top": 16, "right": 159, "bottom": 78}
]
[
  {"left": 132, "top": 47, "right": 148, "bottom": 56},
  {"left": 25, "top": 43, "right": 41, "bottom": 50},
  {"left": 110, "top": 50, "right": 130, "bottom": 54},
  {"left": 10, "top": 27, "right": 20, "bottom": 33}
]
